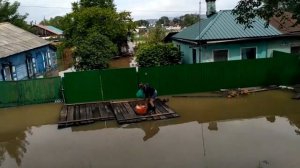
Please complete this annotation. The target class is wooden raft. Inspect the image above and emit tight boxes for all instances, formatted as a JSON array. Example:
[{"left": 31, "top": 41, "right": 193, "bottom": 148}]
[
  {"left": 111, "top": 99, "right": 179, "bottom": 124},
  {"left": 58, "top": 99, "right": 179, "bottom": 128},
  {"left": 58, "top": 102, "right": 115, "bottom": 128}
]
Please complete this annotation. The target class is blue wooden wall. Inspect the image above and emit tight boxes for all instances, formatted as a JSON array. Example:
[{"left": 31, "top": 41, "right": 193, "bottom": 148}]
[{"left": 0, "top": 45, "right": 56, "bottom": 81}]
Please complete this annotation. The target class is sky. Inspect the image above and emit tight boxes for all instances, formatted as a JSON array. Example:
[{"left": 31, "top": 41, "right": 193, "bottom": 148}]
[{"left": 12, "top": 0, "right": 241, "bottom": 23}]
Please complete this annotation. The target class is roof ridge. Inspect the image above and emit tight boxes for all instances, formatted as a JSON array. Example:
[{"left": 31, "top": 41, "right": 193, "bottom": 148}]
[{"left": 198, "top": 11, "right": 225, "bottom": 40}]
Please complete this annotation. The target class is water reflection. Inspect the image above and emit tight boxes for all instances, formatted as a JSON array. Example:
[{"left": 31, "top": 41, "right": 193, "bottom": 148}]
[
  {"left": 266, "top": 116, "right": 276, "bottom": 123},
  {"left": 0, "top": 103, "right": 61, "bottom": 167},
  {"left": 208, "top": 122, "right": 218, "bottom": 131},
  {"left": 1, "top": 91, "right": 300, "bottom": 167},
  {"left": 0, "top": 127, "right": 31, "bottom": 166}
]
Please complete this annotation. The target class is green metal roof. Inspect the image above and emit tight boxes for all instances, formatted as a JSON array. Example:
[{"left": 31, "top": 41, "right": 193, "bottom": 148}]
[
  {"left": 46, "top": 26, "right": 63, "bottom": 35},
  {"left": 173, "top": 10, "right": 282, "bottom": 42}
]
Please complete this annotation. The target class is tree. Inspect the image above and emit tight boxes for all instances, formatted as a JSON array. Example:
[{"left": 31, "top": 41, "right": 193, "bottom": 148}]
[
  {"left": 135, "top": 20, "right": 149, "bottom": 27},
  {"left": 62, "top": 0, "right": 135, "bottom": 70},
  {"left": 232, "top": 0, "right": 300, "bottom": 28},
  {"left": 72, "top": 0, "right": 115, "bottom": 11},
  {"left": 172, "top": 18, "right": 181, "bottom": 26},
  {"left": 74, "top": 32, "right": 117, "bottom": 70},
  {"left": 0, "top": 0, "right": 30, "bottom": 30},
  {"left": 179, "top": 14, "right": 200, "bottom": 27},
  {"left": 156, "top": 16, "right": 170, "bottom": 26},
  {"left": 146, "top": 26, "right": 166, "bottom": 44},
  {"left": 40, "top": 16, "right": 65, "bottom": 30},
  {"left": 136, "top": 43, "right": 181, "bottom": 67}
]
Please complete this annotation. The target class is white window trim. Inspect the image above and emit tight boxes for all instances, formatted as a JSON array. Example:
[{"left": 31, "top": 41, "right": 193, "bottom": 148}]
[
  {"left": 212, "top": 49, "right": 229, "bottom": 62},
  {"left": 240, "top": 47, "right": 258, "bottom": 60}
]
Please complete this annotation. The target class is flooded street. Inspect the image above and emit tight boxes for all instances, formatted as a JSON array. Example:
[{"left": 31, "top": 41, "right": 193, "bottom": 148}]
[{"left": 1, "top": 90, "right": 300, "bottom": 168}]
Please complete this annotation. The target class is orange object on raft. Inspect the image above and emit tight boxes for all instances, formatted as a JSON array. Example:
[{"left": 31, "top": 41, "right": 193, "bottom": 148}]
[{"left": 135, "top": 105, "right": 148, "bottom": 115}]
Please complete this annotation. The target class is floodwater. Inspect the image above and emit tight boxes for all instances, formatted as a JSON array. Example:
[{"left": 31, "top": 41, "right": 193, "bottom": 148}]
[{"left": 1, "top": 90, "right": 300, "bottom": 168}]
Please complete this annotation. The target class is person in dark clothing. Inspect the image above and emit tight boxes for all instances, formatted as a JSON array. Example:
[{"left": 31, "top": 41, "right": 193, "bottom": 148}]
[{"left": 139, "top": 83, "right": 157, "bottom": 112}]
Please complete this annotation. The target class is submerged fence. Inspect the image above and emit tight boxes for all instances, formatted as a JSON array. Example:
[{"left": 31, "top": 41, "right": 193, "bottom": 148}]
[
  {"left": 0, "top": 77, "right": 62, "bottom": 108},
  {"left": 1, "top": 51, "right": 299, "bottom": 107},
  {"left": 63, "top": 51, "right": 300, "bottom": 104}
]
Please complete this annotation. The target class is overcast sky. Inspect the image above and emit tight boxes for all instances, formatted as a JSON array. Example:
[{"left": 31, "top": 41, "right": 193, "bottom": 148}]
[{"left": 12, "top": 0, "right": 241, "bottom": 22}]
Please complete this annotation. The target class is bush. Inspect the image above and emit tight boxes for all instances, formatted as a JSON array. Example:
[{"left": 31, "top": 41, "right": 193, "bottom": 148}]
[{"left": 136, "top": 43, "right": 181, "bottom": 67}]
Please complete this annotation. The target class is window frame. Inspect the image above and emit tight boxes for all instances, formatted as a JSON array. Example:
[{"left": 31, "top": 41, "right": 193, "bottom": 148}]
[
  {"left": 240, "top": 47, "right": 257, "bottom": 60},
  {"left": 212, "top": 49, "right": 229, "bottom": 62}
]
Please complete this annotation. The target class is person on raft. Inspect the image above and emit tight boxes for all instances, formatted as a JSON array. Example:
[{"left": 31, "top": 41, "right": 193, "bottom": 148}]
[{"left": 138, "top": 83, "right": 158, "bottom": 113}]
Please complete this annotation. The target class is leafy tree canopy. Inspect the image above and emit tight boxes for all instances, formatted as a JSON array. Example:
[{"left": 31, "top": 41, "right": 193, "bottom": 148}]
[
  {"left": 72, "top": 0, "right": 115, "bottom": 11},
  {"left": 178, "top": 14, "right": 200, "bottom": 27},
  {"left": 232, "top": 0, "right": 300, "bottom": 28},
  {"left": 146, "top": 26, "right": 166, "bottom": 44},
  {"left": 74, "top": 32, "right": 117, "bottom": 70},
  {"left": 0, "top": 0, "right": 30, "bottom": 30},
  {"left": 135, "top": 20, "right": 149, "bottom": 27},
  {"left": 156, "top": 16, "right": 170, "bottom": 26},
  {"left": 40, "top": 16, "right": 65, "bottom": 30},
  {"left": 136, "top": 43, "right": 181, "bottom": 67}
]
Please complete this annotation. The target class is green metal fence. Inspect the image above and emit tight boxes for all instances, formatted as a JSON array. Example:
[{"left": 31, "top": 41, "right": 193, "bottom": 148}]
[
  {"left": 0, "top": 77, "right": 62, "bottom": 108},
  {"left": 63, "top": 51, "right": 300, "bottom": 104}
]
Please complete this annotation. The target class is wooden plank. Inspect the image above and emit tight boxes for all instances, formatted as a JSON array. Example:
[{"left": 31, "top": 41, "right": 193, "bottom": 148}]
[
  {"left": 74, "top": 105, "right": 80, "bottom": 120},
  {"left": 111, "top": 103, "right": 125, "bottom": 121},
  {"left": 92, "top": 104, "right": 100, "bottom": 119},
  {"left": 59, "top": 106, "right": 68, "bottom": 122},
  {"left": 86, "top": 104, "right": 93, "bottom": 120},
  {"left": 80, "top": 105, "right": 87, "bottom": 120},
  {"left": 118, "top": 103, "right": 132, "bottom": 120},
  {"left": 104, "top": 103, "right": 115, "bottom": 118},
  {"left": 99, "top": 103, "right": 108, "bottom": 118},
  {"left": 67, "top": 105, "right": 74, "bottom": 122},
  {"left": 123, "top": 103, "right": 139, "bottom": 119}
]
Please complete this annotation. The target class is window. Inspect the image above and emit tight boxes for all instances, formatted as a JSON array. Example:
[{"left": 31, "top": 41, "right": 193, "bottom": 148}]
[
  {"left": 213, "top": 50, "right": 228, "bottom": 62},
  {"left": 241, "top": 47, "right": 256, "bottom": 60},
  {"left": 291, "top": 46, "right": 300, "bottom": 55},
  {"left": 192, "top": 49, "right": 197, "bottom": 64}
]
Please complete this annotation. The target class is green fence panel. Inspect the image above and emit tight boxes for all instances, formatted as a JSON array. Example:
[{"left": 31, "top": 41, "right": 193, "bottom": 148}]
[
  {"left": 63, "top": 70, "right": 103, "bottom": 104},
  {"left": 101, "top": 68, "right": 138, "bottom": 100},
  {"left": 0, "top": 77, "right": 62, "bottom": 108},
  {"left": 0, "top": 81, "right": 19, "bottom": 107},
  {"left": 138, "top": 51, "right": 300, "bottom": 96},
  {"left": 18, "top": 77, "right": 62, "bottom": 105}
]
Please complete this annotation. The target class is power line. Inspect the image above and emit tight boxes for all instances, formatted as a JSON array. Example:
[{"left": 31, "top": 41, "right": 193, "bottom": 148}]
[{"left": 19, "top": 5, "right": 199, "bottom": 13}]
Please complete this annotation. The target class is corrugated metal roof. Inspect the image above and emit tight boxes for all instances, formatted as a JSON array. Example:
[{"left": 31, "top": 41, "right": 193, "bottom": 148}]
[
  {"left": 34, "top": 24, "right": 64, "bottom": 35},
  {"left": 173, "top": 10, "right": 282, "bottom": 41},
  {"left": 46, "top": 26, "right": 63, "bottom": 35},
  {"left": 0, "top": 22, "right": 50, "bottom": 59}
]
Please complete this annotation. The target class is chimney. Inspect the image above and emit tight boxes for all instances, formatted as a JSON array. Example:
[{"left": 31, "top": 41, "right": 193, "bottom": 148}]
[{"left": 206, "top": 0, "right": 216, "bottom": 17}]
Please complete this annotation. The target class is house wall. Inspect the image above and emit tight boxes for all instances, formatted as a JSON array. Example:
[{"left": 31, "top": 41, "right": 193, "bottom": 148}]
[
  {"left": 174, "top": 37, "right": 300, "bottom": 64},
  {"left": 0, "top": 45, "right": 57, "bottom": 81}
]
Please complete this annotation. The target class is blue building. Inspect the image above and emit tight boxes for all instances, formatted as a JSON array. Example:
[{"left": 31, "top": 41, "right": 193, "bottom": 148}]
[
  {"left": 172, "top": 0, "right": 300, "bottom": 64},
  {"left": 0, "top": 22, "right": 57, "bottom": 81}
]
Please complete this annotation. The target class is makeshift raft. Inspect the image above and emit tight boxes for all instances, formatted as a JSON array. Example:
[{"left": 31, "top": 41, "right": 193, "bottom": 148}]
[{"left": 58, "top": 99, "right": 179, "bottom": 128}]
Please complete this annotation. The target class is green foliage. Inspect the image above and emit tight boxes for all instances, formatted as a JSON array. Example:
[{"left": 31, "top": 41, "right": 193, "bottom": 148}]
[
  {"left": 136, "top": 43, "right": 181, "bottom": 67},
  {"left": 232, "top": 0, "right": 300, "bottom": 28},
  {"left": 72, "top": 0, "right": 115, "bottom": 11},
  {"left": 40, "top": 16, "right": 65, "bottom": 30},
  {"left": 0, "top": 0, "right": 30, "bottom": 31},
  {"left": 74, "top": 32, "right": 117, "bottom": 70},
  {"left": 135, "top": 20, "right": 149, "bottom": 27},
  {"left": 156, "top": 16, "right": 170, "bottom": 26},
  {"left": 179, "top": 14, "right": 200, "bottom": 27},
  {"left": 146, "top": 26, "right": 166, "bottom": 44}
]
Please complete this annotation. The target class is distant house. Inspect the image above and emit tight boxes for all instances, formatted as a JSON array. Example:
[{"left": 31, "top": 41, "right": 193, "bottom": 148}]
[
  {"left": 270, "top": 12, "right": 300, "bottom": 55},
  {"left": 33, "top": 24, "right": 63, "bottom": 41},
  {"left": 0, "top": 22, "right": 57, "bottom": 81},
  {"left": 172, "top": 0, "right": 300, "bottom": 64}
]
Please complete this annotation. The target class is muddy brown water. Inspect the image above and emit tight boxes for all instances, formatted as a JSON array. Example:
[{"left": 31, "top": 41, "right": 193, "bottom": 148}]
[{"left": 1, "top": 90, "right": 300, "bottom": 168}]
